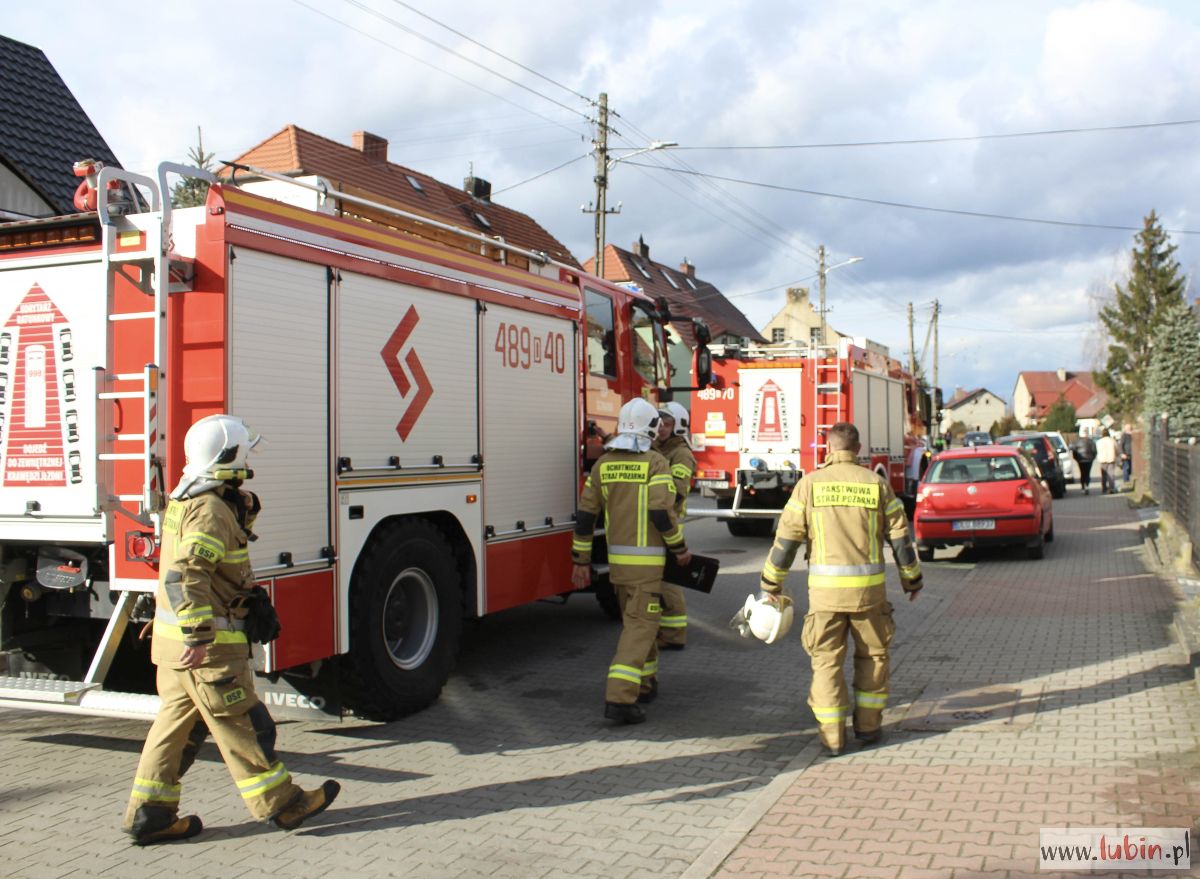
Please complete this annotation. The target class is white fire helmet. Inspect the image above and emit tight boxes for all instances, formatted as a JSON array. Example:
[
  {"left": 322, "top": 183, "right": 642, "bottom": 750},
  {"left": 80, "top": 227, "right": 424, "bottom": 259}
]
[
  {"left": 170, "top": 414, "right": 263, "bottom": 499},
  {"left": 616, "top": 398, "right": 660, "bottom": 441},
  {"left": 730, "top": 591, "right": 795, "bottom": 645},
  {"left": 659, "top": 401, "right": 691, "bottom": 445}
]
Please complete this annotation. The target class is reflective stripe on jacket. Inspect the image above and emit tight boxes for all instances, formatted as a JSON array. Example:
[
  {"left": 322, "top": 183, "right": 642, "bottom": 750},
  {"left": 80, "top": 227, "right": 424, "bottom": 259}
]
[
  {"left": 152, "top": 490, "right": 256, "bottom": 667},
  {"left": 573, "top": 449, "right": 684, "bottom": 582},
  {"left": 760, "top": 449, "right": 920, "bottom": 612},
  {"left": 654, "top": 435, "right": 696, "bottom": 520}
]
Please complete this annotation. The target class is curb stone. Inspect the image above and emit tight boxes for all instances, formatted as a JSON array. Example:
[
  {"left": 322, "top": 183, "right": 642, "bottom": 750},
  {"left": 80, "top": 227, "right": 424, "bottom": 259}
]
[{"left": 1140, "top": 510, "right": 1200, "bottom": 696}]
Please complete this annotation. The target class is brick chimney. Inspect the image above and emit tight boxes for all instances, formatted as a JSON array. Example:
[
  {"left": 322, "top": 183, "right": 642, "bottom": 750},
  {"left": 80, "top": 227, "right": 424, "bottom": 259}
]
[
  {"left": 633, "top": 235, "right": 650, "bottom": 260},
  {"left": 679, "top": 258, "right": 696, "bottom": 278},
  {"left": 351, "top": 131, "right": 388, "bottom": 163},
  {"left": 1056, "top": 368, "right": 1067, "bottom": 382}
]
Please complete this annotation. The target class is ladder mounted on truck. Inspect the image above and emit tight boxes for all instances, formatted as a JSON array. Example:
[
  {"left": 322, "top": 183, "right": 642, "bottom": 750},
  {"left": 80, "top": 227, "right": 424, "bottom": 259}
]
[{"left": 811, "top": 343, "right": 845, "bottom": 456}]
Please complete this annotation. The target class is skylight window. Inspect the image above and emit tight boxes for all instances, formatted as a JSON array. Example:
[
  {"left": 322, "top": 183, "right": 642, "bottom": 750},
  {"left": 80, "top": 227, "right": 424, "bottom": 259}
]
[
  {"left": 473, "top": 212, "right": 491, "bottom": 229},
  {"left": 632, "top": 259, "right": 651, "bottom": 280},
  {"left": 661, "top": 269, "right": 680, "bottom": 289},
  {"left": 685, "top": 276, "right": 697, "bottom": 290},
  {"left": 406, "top": 175, "right": 425, "bottom": 193}
]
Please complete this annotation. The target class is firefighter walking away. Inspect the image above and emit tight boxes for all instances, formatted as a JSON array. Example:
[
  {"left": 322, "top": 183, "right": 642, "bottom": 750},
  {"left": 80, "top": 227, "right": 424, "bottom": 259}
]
[
  {"left": 122, "top": 415, "right": 340, "bottom": 845},
  {"left": 753, "top": 421, "right": 922, "bottom": 755},
  {"left": 572, "top": 399, "right": 691, "bottom": 724}
]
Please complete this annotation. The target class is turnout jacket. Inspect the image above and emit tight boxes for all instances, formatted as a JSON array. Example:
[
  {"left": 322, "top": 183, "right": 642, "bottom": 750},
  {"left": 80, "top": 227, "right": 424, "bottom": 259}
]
[
  {"left": 151, "top": 489, "right": 257, "bottom": 667},
  {"left": 760, "top": 450, "right": 921, "bottom": 612},
  {"left": 573, "top": 449, "right": 688, "bottom": 582},
  {"left": 653, "top": 435, "right": 696, "bottom": 517}
]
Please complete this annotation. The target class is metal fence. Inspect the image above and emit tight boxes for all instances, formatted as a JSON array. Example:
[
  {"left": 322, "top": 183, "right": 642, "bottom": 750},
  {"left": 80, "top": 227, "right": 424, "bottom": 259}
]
[{"left": 1150, "top": 414, "right": 1200, "bottom": 568}]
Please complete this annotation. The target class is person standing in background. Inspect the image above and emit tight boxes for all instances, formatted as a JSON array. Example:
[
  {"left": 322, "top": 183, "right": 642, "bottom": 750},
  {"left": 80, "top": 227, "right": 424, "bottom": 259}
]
[{"left": 1096, "top": 429, "right": 1119, "bottom": 495}]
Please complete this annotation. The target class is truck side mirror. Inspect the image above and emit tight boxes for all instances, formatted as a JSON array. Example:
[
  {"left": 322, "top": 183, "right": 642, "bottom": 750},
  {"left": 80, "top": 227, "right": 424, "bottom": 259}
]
[{"left": 695, "top": 347, "right": 713, "bottom": 389}]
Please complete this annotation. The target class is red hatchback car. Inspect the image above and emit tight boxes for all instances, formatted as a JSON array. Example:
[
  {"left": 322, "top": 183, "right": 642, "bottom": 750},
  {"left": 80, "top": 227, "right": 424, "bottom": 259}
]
[{"left": 914, "top": 445, "right": 1054, "bottom": 560}]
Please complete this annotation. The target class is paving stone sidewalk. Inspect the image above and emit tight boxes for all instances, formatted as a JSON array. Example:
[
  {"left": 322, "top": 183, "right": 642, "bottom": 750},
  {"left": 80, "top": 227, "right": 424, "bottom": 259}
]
[{"left": 707, "top": 491, "right": 1200, "bottom": 878}]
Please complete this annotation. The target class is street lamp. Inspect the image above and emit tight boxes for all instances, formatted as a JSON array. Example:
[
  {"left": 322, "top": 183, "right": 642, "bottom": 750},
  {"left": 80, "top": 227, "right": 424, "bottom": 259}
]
[
  {"left": 584, "top": 124, "right": 677, "bottom": 277},
  {"left": 817, "top": 245, "right": 863, "bottom": 347}
]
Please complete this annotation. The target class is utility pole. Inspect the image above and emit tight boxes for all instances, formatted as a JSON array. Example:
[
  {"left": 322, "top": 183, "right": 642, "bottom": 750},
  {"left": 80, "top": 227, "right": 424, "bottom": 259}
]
[
  {"left": 817, "top": 245, "right": 827, "bottom": 347},
  {"left": 592, "top": 93, "right": 610, "bottom": 278},
  {"left": 907, "top": 301, "right": 916, "bottom": 380},
  {"left": 931, "top": 299, "right": 940, "bottom": 401}
]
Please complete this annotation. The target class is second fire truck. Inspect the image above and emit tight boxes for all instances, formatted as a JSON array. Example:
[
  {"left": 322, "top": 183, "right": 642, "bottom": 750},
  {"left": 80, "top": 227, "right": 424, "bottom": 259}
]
[{"left": 690, "top": 340, "right": 926, "bottom": 535}]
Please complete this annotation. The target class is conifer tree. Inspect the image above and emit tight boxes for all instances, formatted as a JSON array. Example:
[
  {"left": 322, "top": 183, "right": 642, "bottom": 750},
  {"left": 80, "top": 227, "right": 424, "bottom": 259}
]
[
  {"left": 1145, "top": 300, "right": 1200, "bottom": 435},
  {"left": 1039, "top": 397, "right": 1077, "bottom": 433},
  {"left": 1094, "top": 211, "right": 1187, "bottom": 419},
  {"left": 170, "top": 127, "right": 216, "bottom": 208}
]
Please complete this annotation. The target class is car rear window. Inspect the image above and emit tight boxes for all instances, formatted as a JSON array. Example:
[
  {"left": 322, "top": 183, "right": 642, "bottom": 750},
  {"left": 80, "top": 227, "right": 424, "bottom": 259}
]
[{"left": 926, "top": 456, "right": 1026, "bottom": 483}]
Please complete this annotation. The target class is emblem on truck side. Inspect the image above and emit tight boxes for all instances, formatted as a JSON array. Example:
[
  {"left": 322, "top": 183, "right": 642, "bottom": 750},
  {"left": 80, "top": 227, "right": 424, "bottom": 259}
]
[{"left": 380, "top": 305, "right": 433, "bottom": 441}]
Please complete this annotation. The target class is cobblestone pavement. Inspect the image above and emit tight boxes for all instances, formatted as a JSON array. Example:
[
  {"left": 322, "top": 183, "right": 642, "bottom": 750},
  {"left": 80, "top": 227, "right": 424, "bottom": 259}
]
[
  {"left": 1, "top": 489, "right": 1196, "bottom": 878},
  {"left": 709, "top": 489, "right": 1200, "bottom": 878}
]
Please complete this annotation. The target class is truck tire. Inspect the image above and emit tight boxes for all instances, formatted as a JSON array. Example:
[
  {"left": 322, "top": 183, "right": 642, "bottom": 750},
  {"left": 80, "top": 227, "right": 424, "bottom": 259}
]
[
  {"left": 593, "top": 574, "right": 622, "bottom": 621},
  {"left": 727, "top": 517, "right": 774, "bottom": 538},
  {"left": 342, "top": 519, "right": 463, "bottom": 721}
]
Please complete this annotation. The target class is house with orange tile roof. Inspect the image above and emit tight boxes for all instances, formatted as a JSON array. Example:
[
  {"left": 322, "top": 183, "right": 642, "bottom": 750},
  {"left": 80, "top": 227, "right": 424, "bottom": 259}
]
[
  {"left": 584, "top": 237, "right": 764, "bottom": 405},
  {"left": 1012, "top": 369, "right": 1108, "bottom": 428},
  {"left": 226, "top": 125, "right": 579, "bottom": 271}
]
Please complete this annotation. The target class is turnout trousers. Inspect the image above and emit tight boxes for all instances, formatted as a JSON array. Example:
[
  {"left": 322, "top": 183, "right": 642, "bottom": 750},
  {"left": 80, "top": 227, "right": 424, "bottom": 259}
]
[
  {"left": 606, "top": 576, "right": 663, "bottom": 704},
  {"left": 800, "top": 603, "right": 896, "bottom": 750},
  {"left": 656, "top": 582, "right": 688, "bottom": 648},
  {"left": 123, "top": 661, "right": 302, "bottom": 828}
]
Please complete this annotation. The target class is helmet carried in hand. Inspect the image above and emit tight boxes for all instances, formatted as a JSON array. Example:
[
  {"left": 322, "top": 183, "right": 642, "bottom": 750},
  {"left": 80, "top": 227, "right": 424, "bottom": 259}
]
[{"left": 730, "top": 592, "right": 794, "bottom": 644}]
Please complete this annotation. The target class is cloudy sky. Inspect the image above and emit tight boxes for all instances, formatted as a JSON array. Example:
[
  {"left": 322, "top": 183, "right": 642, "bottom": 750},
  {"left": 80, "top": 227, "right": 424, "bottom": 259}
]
[{"left": 7, "top": 0, "right": 1198, "bottom": 403}]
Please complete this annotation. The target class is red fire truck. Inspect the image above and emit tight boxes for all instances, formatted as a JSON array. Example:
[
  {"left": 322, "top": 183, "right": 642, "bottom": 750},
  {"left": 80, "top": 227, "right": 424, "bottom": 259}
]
[
  {"left": 0, "top": 162, "right": 692, "bottom": 721},
  {"left": 690, "top": 341, "right": 925, "bottom": 536}
]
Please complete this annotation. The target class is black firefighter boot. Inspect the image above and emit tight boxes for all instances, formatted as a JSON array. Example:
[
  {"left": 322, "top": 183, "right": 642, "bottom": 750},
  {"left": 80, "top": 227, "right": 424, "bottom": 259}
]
[
  {"left": 273, "top": 780, "right": 341, "bottom": 831},
  {"left": 604, "top": 701, "right": 646, "bottom": 724},
  {"left": 128, "top": 805, "right": 203, "bottom": 846}
]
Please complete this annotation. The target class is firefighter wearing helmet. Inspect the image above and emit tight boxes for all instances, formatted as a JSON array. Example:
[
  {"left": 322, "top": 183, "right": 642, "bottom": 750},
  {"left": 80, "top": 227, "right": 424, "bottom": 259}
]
[
  {"left": 122, "top": 415, "right": 340, "bottom": 845},
  {"left": 756, "top": 421, "right": 922, "bottom": 755},
  {"left": 572, "top": 398, "right": 692, "bottom": 724},
  {"left": 653, "top": 401, "right": 696, "bottom": 650}
]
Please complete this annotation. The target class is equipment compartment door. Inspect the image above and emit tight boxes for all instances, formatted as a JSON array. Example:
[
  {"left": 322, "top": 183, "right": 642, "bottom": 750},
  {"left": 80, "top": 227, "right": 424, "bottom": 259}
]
[
  {"left": 480, "top": 305, "right": 577, "bottom": 537},
  {"left": 228, "top": 249, "right": 331, "bottom": 569},
  {"left": 338, "top": 271, "right": 479, "bottom": 470}
]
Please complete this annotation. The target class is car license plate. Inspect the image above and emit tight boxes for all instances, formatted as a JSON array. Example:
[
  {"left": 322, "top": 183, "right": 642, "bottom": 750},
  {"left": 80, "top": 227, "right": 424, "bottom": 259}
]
[
  {"left": 952, "top": 519, "right": 995, "bottom": 531},
  {"left": 696, "top": 479, "right": 728, "bottom": 489}
]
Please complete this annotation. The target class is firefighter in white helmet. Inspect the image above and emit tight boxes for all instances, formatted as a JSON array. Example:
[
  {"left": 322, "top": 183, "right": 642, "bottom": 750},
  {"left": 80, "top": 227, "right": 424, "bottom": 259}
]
[
  {"left": 572, "top": 398, "right": 692, "bottom": 723},
  {"left": 122, "top": 415, "right": 340, "bottom": 845},
  {"left": 757, "top": 421, "right": 922, "bottom": 755},
  {"left": 653, "top": 401, "right": 696, "bottom": 650}
]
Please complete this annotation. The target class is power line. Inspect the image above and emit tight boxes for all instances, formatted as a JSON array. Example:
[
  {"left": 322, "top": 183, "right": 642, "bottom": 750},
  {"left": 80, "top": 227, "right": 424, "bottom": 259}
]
[
  {"left": 337, "top": 0, "right": 592, "bottom": 122},
  {"left": 621, "top": 161, "right": 1200, "bottom": 235},
  {"left": 441, "top": 153, "right": 590, "bottom": 211},
  {"left": 386, "top": 0, "right": 594, "bottom": 105},
  {"left": 288, "top": 0, "right": 584, "bottom": 136},
  {"left": 669, "top": 118, "right": 1200, "bottom": 151}
]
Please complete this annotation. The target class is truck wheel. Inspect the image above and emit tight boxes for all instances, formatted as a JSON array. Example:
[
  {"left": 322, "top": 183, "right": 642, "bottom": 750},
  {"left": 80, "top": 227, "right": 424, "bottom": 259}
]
[
  {"left": 727, "top": 517, "right": 774, "bottom": 538},
  {"left": 593, "top": 574, "right": 622, "bottom": 621},
  {"left": 342, "top": 519, "right": 463, "bottom": 721}
]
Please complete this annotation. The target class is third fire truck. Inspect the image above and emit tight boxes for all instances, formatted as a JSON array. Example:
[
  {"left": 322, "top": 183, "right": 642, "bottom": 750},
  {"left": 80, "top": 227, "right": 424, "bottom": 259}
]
[
  {"left": 0, "top": 161, "right": 700, "bottom": 721},
  {"left": 690, "top": 340, "right": 926, "bottom": 535}
]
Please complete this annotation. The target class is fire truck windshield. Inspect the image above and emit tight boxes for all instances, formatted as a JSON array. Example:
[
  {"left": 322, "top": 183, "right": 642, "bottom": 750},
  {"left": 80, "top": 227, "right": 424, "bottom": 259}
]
[{"left": 630, "top": 301, "right": 667, "bottom": 389}]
